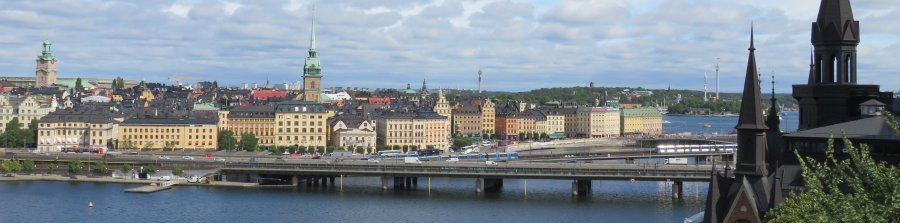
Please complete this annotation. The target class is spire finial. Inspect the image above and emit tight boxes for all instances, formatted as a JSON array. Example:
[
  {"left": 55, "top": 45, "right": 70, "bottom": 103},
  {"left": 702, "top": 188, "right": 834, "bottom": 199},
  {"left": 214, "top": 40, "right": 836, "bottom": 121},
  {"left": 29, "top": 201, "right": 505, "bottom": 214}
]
[
  {"left": 749, "top": 22, "right": 755, "bottom": 51},
  {"left": 309, "top": 5, "right": 317, "bottom": 53},
  {"left": 771, "top": 71, "right": 776, "bottom": 100}
]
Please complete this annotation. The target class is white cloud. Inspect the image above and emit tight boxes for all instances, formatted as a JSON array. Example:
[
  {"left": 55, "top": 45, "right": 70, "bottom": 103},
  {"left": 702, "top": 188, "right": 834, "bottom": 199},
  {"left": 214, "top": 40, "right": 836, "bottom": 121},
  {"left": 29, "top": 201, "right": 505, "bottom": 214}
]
[
  {"left": 163, "top": 3, "right": 190, "bottom": 18},
  {"left": 223, "top": 2, "right": 242, "bottom": 16}
]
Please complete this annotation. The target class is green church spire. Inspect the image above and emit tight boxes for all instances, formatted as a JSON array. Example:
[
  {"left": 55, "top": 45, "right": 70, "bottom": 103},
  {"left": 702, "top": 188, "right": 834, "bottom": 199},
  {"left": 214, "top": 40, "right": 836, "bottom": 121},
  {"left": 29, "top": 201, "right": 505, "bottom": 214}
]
[
  {"left": 38, "top": 39, "right": 56, "bottom": 61},
  {"left": 303, "top": 7, "right": 321, "bottom": 77}
]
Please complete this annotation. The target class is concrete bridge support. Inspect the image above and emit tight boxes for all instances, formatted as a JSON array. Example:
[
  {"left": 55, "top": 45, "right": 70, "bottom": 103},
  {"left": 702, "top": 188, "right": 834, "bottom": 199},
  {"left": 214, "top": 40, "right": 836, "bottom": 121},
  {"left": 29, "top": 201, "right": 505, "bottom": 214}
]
[
  {"left": 321, "top": 177, "right": 328, "bottom": 187},
  {"left": 572, "top": 180, "right": 592, "bottom": 196},
  {"left": 381, "top": 176, "right": 388, "bottom": 190},
  {"left": 475, "top": 178, "right": 483, "bottom": 193},
  {"left": 484, "top": 178, "right": 503, "bottom": 193},
  {"left": 405, "top": 177, "right": 412, "bottom": 189},
  {"left": 412, "top": 177, "right": 418, "bottom": 186},
  {"left": 291, "top": 175, "right": 299, "bottom": 187},
  {"left": 329, "top": 176, "right": 335, "bottom": 185},
  {"left": 672, "top": 180, "right": 683, "bottom": 199}
]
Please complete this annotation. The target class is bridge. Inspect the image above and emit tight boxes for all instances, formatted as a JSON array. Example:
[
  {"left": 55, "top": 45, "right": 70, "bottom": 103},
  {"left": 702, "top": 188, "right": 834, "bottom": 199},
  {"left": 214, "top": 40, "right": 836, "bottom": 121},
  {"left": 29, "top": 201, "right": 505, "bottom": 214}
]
[{"left": 218, "top": 161, "right": 722, "bottom": 198}]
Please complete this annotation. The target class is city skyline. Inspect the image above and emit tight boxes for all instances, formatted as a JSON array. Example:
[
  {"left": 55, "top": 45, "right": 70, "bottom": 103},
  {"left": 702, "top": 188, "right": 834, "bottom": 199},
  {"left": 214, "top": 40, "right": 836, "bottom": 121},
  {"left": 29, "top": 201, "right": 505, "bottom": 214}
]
[{"left": 0, "top": 0, "right": 898, "bottom": 92}]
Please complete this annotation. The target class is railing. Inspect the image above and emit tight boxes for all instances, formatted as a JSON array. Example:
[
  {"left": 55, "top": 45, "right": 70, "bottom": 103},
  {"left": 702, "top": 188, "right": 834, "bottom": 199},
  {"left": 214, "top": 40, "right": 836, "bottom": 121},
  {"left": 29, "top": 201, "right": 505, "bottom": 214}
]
[{"left": 222, "top": 162, "right": 719, "bottom": 181}]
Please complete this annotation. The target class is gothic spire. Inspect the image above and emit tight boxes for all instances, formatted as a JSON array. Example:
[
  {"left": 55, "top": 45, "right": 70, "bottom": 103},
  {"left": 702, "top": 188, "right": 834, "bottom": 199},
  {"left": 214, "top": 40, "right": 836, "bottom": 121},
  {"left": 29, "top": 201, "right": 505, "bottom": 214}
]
[
  {"left": 766, "top": 73, "right": 780, "bottom": 131},
  {"left": 807, "top": 48, "right": 815, "bottom": 84},
  {"left": 736, "top": 23, "right": 767, "bottom": 131},
  {"left": 309, "top": 6, "right": 317, "bottom": 54}
]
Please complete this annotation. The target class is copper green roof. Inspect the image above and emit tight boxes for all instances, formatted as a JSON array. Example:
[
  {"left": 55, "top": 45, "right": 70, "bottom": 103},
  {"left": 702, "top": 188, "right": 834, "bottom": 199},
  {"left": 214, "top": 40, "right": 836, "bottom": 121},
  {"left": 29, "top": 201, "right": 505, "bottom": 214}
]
[
  {"left": 55, "top": 79, "right": 96, "bottom": 89},
  {"left": 621, "top": 107, "right": 662, "bottom": 117},
  {"left": 37, "top": 40, "right": 57, "bottom": 61},
  {"left": 192, "top": 102, "right": 219, "bottom": 111}
]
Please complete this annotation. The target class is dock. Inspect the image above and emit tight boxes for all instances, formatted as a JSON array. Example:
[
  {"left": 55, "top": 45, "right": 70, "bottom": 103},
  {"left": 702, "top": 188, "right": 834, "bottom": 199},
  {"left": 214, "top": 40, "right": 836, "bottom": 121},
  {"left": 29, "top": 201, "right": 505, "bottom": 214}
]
[{"left": 125, "top": 180, "right": 179, "bottom": 193}]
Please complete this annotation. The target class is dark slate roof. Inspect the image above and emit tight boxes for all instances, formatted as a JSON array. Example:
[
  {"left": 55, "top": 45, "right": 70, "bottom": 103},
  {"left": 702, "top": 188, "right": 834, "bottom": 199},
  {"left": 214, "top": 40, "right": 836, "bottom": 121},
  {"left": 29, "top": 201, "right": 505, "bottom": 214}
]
[
  {"left": 121, "top": 118, "right": 217, "bottom": 125},
  {"left": 735, "top": 27, "right": 767, "bottom": 131},
  {"left": 229, "top": 105, "right": 275, "bottom": 118},
  {"left": 39, "top": 107, "right": 116, "bottom": 124},
  {"left": 784, "top": 116, "right": 900, "bottom": 140},
  {"left": 330, "top": 115, "right": 368, "bottom": 128}
]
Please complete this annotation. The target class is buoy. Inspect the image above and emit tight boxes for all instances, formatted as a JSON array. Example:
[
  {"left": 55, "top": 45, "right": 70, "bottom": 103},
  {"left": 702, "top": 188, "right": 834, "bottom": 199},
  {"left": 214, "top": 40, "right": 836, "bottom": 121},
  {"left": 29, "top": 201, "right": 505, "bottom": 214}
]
[
  {"left": 629, "top": 178, "right": 636, "bottom": 184},
  {"left": 88, "top": 201, "right": 94, "bottom": 208}
]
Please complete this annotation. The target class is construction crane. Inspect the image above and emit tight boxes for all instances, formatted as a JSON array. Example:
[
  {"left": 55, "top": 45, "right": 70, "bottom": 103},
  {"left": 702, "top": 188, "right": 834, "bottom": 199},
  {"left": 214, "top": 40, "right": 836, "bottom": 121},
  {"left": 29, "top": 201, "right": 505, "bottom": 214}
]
[{"left": 168, "top": 74, "right": 200, "bottom": 86}]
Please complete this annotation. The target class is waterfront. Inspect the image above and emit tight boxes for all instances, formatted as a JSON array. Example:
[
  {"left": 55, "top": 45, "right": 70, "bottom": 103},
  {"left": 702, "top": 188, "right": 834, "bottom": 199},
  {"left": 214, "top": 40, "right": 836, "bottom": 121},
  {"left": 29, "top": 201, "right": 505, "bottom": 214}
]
[
  {"left": 0, "top": 178, "right": 707, "bottom": 223},
  {"left": 664, "top": 111, "right": 799, "bottom": 134}
]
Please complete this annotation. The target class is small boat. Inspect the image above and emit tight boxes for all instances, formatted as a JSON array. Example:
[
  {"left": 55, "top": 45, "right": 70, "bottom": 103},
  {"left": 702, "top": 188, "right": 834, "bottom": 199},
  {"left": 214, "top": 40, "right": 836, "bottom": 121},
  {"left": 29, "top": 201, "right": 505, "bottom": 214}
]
[
  {"left": 703, "top": 124, "right": 712, "bottom": 128},
  {"left": 663, "top": 120, "right": 672, "bottom": 124}
]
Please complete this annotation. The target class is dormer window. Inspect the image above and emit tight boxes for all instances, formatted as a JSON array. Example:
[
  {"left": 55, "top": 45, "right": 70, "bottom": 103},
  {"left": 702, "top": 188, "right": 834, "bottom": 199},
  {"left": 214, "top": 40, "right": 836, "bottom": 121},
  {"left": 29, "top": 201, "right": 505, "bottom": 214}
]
[{"left": 860, "top": 99, "right": 886, "bottom": 116}]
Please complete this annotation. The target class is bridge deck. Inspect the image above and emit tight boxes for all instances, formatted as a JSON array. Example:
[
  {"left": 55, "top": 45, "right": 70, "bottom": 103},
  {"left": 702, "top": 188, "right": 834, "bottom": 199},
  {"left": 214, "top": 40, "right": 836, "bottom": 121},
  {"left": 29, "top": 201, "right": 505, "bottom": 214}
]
[{"left": 221, "top": 162, "right": 719, "bottom": 182}]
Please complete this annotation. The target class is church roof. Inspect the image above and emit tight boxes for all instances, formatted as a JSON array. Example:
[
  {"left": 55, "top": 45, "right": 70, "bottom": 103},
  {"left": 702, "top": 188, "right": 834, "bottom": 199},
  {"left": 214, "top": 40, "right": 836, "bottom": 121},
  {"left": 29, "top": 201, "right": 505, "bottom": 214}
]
[
  {"left": 784, "top": 116, "right": 900, "bottom": 141},
  {"left": 735, "top": 26, "right": 768, "bottom": 131},
  {"left": 812, "top": 0, "right": 859, "bottom": 44}
]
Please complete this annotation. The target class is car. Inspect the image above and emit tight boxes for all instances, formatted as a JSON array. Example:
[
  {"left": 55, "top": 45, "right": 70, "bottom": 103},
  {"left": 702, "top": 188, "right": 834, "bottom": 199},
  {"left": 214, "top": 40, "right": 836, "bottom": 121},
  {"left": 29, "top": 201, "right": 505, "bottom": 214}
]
[
  {"left": 158, "top": 156, "right": 171, "bottom": 160},
  {"left": 182, "top": 156, "right": 194, "bottom": 160},
  {"left": 311, "top": 153, "right": 321, "bottom": 159},
  {"left": 446, "top": 157, "right": 459, "bottom": 163},
  {"left": 485, "top": 161, "right": 498, "bottom": 166},
  {"left": 367, "top": 158, "right": 380, "bottom": 163},
  {"left": 214, "top": 157, "right": 226, "bottom": 162}
]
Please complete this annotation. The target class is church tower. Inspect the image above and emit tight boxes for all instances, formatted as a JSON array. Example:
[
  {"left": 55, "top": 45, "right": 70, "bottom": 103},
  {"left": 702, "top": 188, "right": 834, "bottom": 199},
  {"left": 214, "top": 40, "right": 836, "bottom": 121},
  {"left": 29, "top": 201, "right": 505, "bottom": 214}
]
[
  {"left": 793, "top": 0, "right": 893, "bottom": 130},
  {"left": 302, "top": 10, "right": 322, "bottom": 102},
  {"left": 734, "top": 26, "right": 769, "bottom": 177},
  {"left": 35, "top": 40, "right": 58, "bottom": 87}
]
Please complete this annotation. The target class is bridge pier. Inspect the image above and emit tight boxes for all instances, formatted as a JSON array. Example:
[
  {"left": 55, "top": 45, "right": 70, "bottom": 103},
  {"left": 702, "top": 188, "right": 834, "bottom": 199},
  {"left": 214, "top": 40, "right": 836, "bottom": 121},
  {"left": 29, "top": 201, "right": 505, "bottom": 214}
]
[
  {"left": 381, "top": 176, "right": 388, "bottom": 190},
  {"left": 329, "top": 176, "right": 335, "bottom": 185},
  {"left": 393, "top": 177, "right": 403, "bottom": 189},
  {"left": 291, "top": 175, "right": 298, "bottom": 187},
  {"left": 475, "top": 178, "right": 482, "bottom": 193},
  {"left": 405, "top": 177, "right": 412, "bottom": 189},
  {"left": 672, "top": 180, "right": 683, "bottom": 199},
  {"left": 484, "top": 178, "right": 503, "bottom": 193},
  {"left": 572, "top": 180, "right": 591, "bottom": 196},
  {"left": 413, "top": 177, "right": 418, "bottom": 185},
  {"left": 306, "top": 177, "right": 313, "bottom": 187},
  {"left": 321, "top": 177, "right": 328, "bottom": 187}
]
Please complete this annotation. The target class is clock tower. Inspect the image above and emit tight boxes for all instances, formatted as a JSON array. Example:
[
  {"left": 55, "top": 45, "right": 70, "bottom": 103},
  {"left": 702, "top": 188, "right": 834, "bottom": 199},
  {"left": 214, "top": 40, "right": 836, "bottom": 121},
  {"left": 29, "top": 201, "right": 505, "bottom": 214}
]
[
  {"left": 302, "top": 10, "right": 322, "bottom": 102},
  {"left": 35, "top": 40, "right": 58, "bottom": 87}
]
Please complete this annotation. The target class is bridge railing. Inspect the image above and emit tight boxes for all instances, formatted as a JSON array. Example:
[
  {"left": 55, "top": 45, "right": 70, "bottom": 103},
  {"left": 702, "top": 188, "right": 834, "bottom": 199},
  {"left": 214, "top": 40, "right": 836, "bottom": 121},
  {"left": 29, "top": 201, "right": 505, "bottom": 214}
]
[{"left": 223, "top": 162, "right": 721, "bottom": 180}]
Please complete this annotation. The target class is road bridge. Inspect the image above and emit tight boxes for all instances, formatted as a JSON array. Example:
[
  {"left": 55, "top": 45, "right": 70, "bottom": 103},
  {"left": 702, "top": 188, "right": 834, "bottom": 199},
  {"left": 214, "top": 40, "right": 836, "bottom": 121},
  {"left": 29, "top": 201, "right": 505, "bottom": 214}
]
[{"left": 218, "top": 161, "right": 721, "bottom": 198}]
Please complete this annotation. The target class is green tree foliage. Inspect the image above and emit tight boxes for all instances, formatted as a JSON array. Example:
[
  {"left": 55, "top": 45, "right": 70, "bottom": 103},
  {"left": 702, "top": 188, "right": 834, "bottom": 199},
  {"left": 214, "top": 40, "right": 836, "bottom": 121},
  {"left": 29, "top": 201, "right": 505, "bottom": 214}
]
[
  {"left": 21, "top": 159, "right": 34, "bottom": 173},
  {"left": 47, "top": 163, "right": 57, "bottom": 174},
  {"left": 767, "top": 114, "right": 900, "bottom": 222},
  {"left": 144, "top": 165, "right": 157, "bottom": 174},
  {"left": 1, "top": 118, "right": 36, "bottom": 148},
  {"left": 122, "top": 164, "right": 132, "bottom": 173},
  {"left": 162, "top": 141, "right": 177, "bottom": 151},
  {"left": 239, "top": 133, "right": 259, "bottom": 152},
  {"left": 217, "top": 130, "right": 238, "bottom": 151},
  {"left": 2, "top": 159, "right": 22, "bottom": 175},
  {"left": 172, "top": 166, "right": 184, "bottom": 176},
  {"left": 67, "top": 158, "right": 82, "bottom": 174},
  {"left": 92, "top": 161, "right": 107, "bottom": 174},
  {"left": 74, "top": 77, "right": 84, "bottom": 92},
  {"left": 141, "top": 142, "right": 155, "bottom": 151},
  {"left": 453, "top": 135, "right": 473, "bottom": 148},
  {"left": 116, "top": 76, "right": 125, "bottom": 89}
]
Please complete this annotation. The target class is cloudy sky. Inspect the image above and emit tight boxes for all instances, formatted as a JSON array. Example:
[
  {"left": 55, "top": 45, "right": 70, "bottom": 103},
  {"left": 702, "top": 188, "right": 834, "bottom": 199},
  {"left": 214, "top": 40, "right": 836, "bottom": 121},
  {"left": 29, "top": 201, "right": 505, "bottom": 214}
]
[{"left": 0, "top": 0, "right": 898, "bottom": 92}]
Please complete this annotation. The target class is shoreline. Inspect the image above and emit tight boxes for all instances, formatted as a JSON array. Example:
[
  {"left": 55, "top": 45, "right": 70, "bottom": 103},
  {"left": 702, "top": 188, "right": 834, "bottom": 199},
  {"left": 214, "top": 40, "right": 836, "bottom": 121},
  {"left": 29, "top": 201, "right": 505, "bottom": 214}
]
[{"left": 0, "top": 174, "right": 259, "bottom": 188}]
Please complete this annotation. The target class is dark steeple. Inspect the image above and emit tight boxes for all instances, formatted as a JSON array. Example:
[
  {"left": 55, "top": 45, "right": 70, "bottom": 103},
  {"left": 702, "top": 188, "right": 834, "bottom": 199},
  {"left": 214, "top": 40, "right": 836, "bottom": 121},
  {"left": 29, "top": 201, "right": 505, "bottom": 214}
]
[
  {"left": 735, "top": 24, "right": 769, "bottom": 177},
  {"left": 810, "top": 0, "right": 859, "bottom": 84},
  {"left": 766, "top": 74, "right": 780, "bottom": 132}
]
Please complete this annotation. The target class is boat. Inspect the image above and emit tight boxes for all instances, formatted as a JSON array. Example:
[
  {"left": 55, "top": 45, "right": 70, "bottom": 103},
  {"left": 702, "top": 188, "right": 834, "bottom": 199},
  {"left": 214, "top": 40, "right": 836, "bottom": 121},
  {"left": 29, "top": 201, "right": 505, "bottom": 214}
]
[
  {"left": 703, "top": 124, "right": 712, "bottom": 128},
  {"left": 663, "top": 120, "right": 672, "bottom": 124}
]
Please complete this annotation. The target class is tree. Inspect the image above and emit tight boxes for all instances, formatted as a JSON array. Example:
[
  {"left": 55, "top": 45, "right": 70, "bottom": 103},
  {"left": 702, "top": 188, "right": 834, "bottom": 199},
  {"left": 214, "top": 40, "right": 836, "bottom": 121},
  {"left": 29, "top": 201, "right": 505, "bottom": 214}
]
[
  {"left": 217, "top": 130, "right": 238, "bottom": 151},
  {"left": 92, "top": 161, "right": 107, "bottom": 175},
  {"left": 1, "top": 118, "right": 24, "bottom": 147},
  {"left": 356, "top": 146, "right": 364, "bottom": 154},
  {"left": 122, "top": 164, "right": 133, "bottom": 173},
  {"left": 239, "top": 133, "right": 259, "bottom": 152},
  {"left": 21, "top": 159, "right": 34, "bottom": 174},
  {"left": 2, "top": 159, "right": 21, "bottom": 175},
  {"left": 453, "top": 135, "right": 474, "bottom": 148},
  {"left": 162, "top": 141, "right": 177, "bottom": 151},
  {"left": 144, "top": 165, "right": 157, "bottom": 174},
  {"left": 46, "top": 163, "right": 57, "bottom": 175},
  {"left": 67, "top": 158, "right": 82, "bottom": 175},
  {"left": 27, "top": 119, "right": 37, "bottom": 147},
  {"left": 540, "top": 132, "right": 549, "bottom": 140},
  {"left": 518, "top": 132, "right": 525, "bottom": 141},
  {"left": 111, "top": 78, "right": 118, "bottom": 89},
  {"left": 172, "top": 166, "right": 184, "bottom": 176},
  {"left": 121, "top": 139, "right": 136, "bottom": 150},
  {"left": 141, "top": 142, "right": 155, "bottom": 151},
  {"left": 74, "top": 77, "right": 84, "bottom": 92},
  {"left": 767, "top": 114, "right": 900, "bottom": 222}
]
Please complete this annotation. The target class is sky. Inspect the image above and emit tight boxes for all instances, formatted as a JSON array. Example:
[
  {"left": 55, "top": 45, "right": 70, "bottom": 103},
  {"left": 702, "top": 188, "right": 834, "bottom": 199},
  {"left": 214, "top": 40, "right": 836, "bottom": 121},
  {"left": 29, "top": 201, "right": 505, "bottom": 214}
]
[{"left": 0, "top": 0, "right": 898, "bottom": 93}]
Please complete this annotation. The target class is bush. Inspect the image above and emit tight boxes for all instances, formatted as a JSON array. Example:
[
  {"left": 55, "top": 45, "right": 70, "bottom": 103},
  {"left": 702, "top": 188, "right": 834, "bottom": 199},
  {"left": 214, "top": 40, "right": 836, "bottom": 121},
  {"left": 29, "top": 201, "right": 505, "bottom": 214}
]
[
  {"left": 92, "top": 161, "right": 107, "bottom": 174},
  {"left": 172, "top": 166, "right": 184, "bottom": 176},
  {"left": 68, "top": 159, "right": 82, "bottom": 174},
  {"left": 22, "top": 159, "right": 35, "bottom": 173}
]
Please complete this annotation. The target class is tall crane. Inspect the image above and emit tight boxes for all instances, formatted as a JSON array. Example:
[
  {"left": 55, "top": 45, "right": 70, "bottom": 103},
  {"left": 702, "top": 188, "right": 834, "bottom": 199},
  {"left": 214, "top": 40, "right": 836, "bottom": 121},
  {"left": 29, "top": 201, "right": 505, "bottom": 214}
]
[{"left": 168, "top": 74, "right": 199, "bottom": 86}]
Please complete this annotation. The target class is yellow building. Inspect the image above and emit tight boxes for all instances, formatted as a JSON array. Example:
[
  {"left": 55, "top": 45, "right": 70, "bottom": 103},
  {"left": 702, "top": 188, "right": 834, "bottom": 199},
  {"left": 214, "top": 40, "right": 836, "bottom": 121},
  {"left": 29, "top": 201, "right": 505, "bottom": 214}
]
[
  {"left": 37, "top": 107, "right": 118, "bottom": 152},
  {"left": 330, "top": 116, "right": 376, "bottom": 153},
  {"left": 274, "top": 102, "right": 328, "bottom": 148},
  {"left": 452, "top": 105, "right": 482, "bottom": 137},
  {"left": 376, "top": 112, "right": 448, "bottom": 151},
  {"left": 227, "top": 105, "right": 276, "bottom": 145},
  {"left": 576, "top": 107, "right": 620, "bottom": 138},
  {"left": 620, "top": 107, "right": 663, "bottom": 136},
  {"left": 481, "top": 99, "right": 495, "bottom": 135},
  {"left": 118, "top": 118, "right": 218, "bottom": 150},
  {"left": 433, "top": 90, "right": 452, "bottom": 137}
]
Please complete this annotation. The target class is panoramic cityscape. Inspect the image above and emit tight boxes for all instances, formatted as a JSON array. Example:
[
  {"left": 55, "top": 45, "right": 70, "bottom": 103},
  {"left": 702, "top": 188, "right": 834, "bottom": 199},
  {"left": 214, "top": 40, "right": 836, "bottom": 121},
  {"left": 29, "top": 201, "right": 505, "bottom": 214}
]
[{"left": 1, "top": 0, "right": 899, "bottom": 222}]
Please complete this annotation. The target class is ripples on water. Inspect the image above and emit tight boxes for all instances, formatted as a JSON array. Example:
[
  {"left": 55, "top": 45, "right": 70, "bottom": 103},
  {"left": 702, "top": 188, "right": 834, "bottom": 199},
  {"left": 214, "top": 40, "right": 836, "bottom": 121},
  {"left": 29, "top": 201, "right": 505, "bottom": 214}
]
[{"left": 0, "top": 178, "right": 707, "bottom": 223}]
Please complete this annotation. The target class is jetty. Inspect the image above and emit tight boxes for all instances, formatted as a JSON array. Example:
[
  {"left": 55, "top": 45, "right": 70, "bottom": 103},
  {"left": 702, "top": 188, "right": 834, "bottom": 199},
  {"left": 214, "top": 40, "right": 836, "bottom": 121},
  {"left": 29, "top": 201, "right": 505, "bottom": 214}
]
[{"left": 125, "top": 180, "right": 180, "bottom": 193}]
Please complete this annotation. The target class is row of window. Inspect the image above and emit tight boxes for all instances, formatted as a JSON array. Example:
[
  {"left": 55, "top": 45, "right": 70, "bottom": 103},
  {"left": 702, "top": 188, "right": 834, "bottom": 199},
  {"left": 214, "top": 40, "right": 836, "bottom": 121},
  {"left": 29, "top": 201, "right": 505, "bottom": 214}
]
[{"left": 278, "top": 128, "right": 324, "bottom": 133}]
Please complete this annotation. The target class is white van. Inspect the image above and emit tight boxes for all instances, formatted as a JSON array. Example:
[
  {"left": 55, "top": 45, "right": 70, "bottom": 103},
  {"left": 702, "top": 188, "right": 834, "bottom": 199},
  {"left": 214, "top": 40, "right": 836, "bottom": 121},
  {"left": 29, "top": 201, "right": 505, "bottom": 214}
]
[{"left": 446, "top": 157, "right": 459, "bottom": 163}]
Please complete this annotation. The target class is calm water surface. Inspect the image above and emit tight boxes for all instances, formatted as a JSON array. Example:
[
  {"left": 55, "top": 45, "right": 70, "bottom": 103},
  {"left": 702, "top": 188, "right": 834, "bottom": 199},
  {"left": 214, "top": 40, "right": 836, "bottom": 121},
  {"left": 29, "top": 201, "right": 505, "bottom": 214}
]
[{"left": 1, "top": 115, "right": 797, "bottom": 222}]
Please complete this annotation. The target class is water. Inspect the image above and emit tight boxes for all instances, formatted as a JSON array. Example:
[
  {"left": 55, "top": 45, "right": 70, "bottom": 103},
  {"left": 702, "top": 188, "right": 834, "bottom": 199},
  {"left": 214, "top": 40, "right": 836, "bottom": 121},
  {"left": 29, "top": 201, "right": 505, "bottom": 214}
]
[
  {"left": 0, "top": 178, "right": 707, "bottom": 223},
  {"left": 664, "top": 111, "right": 799, "bottom": 134},
  {"left": 2, "top": 115, "right": 791, "bottom": 222}
]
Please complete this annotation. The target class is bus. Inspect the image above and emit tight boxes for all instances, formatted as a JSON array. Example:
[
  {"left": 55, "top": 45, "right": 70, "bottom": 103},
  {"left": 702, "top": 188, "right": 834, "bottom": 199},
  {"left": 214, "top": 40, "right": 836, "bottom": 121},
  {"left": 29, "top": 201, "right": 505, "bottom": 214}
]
[{"left": 377, "top": 150, "right": 403, "bottom": 157}]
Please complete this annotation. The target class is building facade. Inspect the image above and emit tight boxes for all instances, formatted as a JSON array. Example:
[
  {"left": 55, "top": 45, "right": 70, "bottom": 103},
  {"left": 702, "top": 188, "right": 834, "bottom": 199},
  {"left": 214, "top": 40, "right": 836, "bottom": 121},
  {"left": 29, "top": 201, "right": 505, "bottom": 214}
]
[
  {"left": 376, "top": 112, "right": 448, "bottom": 151},
  {"left": 576, "top": 107, "right": 620, "bottom": 138},
  {"left": 274, "top": 102, "right": 328, "bottom": 148},
  {"left": 330, "top": 116, "right": 376, "bottom": 153},
  {"left": 452, "top": 105, "right": 482, "bottom": 137},
  {"left": 620, "top": 107, "right": 663, "bottom": 136},
  {"left": 226, "top": 105, "right": 276, "bottom": 145},
  {"left": 37, "top": 107, "right": 117, "bottom": 152},
  {"left": 118, "top": 118, "right": 218, "bottom": 150},
  {"left": 0, "top": 95, "right": 57, "bottom": 133}
]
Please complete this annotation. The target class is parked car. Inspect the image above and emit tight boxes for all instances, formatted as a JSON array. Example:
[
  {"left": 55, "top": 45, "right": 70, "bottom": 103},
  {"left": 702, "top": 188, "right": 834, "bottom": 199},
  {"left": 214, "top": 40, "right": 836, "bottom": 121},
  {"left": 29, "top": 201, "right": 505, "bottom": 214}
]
[
  {"left": 367, "top": 158, "right": 380, "bottom": 163},
  {"left": 485, "top": 161, "right": 498, "bottom": 166},
  {"left": 214, "top": 157, "right": 226, "bottom": 162},
  {"left": 182, "top": 156, "right": 194, "bottom": 160},
  {"left": 158, "top": 156, "right": 171, "bottom": 160},
  {"left": 446, "top": 157, "right": 459, "bottom": 163}
]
